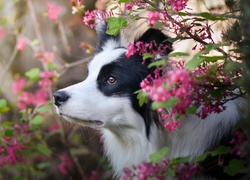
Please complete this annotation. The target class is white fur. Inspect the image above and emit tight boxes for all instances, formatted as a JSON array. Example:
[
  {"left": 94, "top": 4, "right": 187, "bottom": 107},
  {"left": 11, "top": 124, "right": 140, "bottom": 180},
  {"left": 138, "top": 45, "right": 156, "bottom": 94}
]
[{"left": 54, "top": 39, "right": 245, "bottom": 177}]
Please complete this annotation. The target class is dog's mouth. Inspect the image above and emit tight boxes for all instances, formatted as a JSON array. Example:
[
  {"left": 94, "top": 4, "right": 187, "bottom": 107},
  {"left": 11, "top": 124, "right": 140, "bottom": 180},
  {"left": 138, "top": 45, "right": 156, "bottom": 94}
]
[{"left": 59, "top": 113, "right": 104, "bottom": 126}]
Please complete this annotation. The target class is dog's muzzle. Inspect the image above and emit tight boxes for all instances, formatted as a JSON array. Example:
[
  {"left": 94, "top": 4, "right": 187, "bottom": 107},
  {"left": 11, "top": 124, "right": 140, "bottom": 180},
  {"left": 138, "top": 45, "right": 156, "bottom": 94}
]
[{"left": 53, "top": 91, "right": 70, "bottom": 107}]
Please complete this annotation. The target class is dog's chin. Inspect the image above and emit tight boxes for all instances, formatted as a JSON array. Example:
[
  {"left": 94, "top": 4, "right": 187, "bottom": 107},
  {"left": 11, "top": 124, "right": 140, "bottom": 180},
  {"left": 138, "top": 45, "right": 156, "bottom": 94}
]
[{"left": 59, "top": 113, "right": 104, "bottom": 127}]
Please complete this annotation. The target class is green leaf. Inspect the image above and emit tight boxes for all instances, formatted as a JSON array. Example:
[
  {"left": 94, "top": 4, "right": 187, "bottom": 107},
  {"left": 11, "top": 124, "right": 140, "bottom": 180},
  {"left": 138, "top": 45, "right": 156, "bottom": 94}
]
[
  {"left": 151, "top": 97, "right": 179, "bottom": 110},
  {"left": 185, "top": 106, "right": 197, "bottom": 115},
  {"left": 37, "top": 162, "right": 51, "bottom": 170},
  {"left": 185, "top": 43, "right": 230, "bottom": 70},
  {"left": 150, "top": 147, "right": 169, "bottom": 163},
  {"left": 16, "top": 149, "right": 31, "bottom": 155},
  {"left": 37, "top": 143, "right": 52, "bottom": 155},
  {"left": 192, "top": 152, "right": 209, "bottom": 163},
  {"left": 4, "top": 128, "right": 13, "bottom": 137},
  {"left": 185, "top": 56, "right": 205, "bottom": 70},
  {"left": 106, "top": 17, "right": 127, "bottom": 36},
  {"left": 224, "top": 159, "right": 246, "bottom": 176},
  {"left": 169, "top": 52, "right": 190, "bottom": 57},
  {"left": 135, "top": 90, "right": 149, "bottom": 107},
  {"left": 0, "top": 99, "right": 9, "bottom": 113},
  {"left": 37, "top": 105, "right": 52, "bottom": 114},
  {"left": 210, "top": 145, "right": 231, "bottom": 156},
  {"left": 148, "top": 59, "right": 167, "bottom": 68},
  {"left": 171, "top": 156, "right": 190, "bottom": 164},
  {"left": 143, "top": 53, "right": 153, "bottom": 60},
  {"left": 32, "top": 115, "right": 44, "bottom": 125},
  {"left": 25, "top": 68, "right": 40, "bottom": 81},
  {"left": 1, "top": 121, "right": 15, "bottom": 127},
  {"left": 118, "top": 0, "right": 132, "bottom": 3},
  {"left": 201, "top": 55, "right": 226, "bottom": 62},
  {"left": 47, "top": 63, "right": 58, "bottom": 70},
  {"left": 152, "top": 22, "right": 164, "bottom": 29},
  {"left": 200, "top": 12, "right": 226, "bottom": 21},
  {"left": 30, "top": 39, "right": 40, "bottom": 46}
]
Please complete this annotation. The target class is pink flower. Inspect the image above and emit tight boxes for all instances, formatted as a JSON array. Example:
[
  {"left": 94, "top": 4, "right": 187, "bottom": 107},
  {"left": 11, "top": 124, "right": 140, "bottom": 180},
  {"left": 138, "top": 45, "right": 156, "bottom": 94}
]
[
  {"left": 148, "top": 11, "right": 160, "bottom": 26},
  {"left": 41, "top": 51, "right": 55, "bottom": 64},
  {"left": 83, "top": 10, "right": 107, "bottom": 29},
  {"left": 125, "top": 42, "right": 137, "bottom": 58},
  {"left": 125, "top": 2, "right": 133, "bottom": 11},
  {"left": 12, "top": 78, "right": 26, "bottom": 94},
  {"left": 0, "top": 28, "right": 5, "bottom": 39},
  {"left": 34, "top": 89, "right": 49, "bottom": 105},
  {"left": 17, "top": 92, "right": 34, "bottom": 110},
  {"left": 168, "top": 0, "right": 188, "bottom": 11},
  {"left": 48, "top": 124, "right": 60, "bottom": 132},
  {"left": 163, "top": 120, "right": 181, "bottom": 131},
  {"left": 39, "top": 71, "right": 56, "bottom": 87},
  {"left": 46, "top": 2, "right": 62, "bottom": 21},
  {"left": 58, "top": 154, "right": 73, "bottom": 175},
  {"left": 17, "top": 38, "right": 27, "bottom": 51}
]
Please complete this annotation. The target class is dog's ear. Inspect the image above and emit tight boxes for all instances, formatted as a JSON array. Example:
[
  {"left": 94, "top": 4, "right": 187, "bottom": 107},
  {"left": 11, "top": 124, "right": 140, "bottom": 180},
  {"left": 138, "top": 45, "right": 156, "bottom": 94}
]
[
  {"left": 136, "top": 28, "right": 172, "bottom": 55},
  {"left": 95, "top": 18, "right": 120, "bottom": 52}
]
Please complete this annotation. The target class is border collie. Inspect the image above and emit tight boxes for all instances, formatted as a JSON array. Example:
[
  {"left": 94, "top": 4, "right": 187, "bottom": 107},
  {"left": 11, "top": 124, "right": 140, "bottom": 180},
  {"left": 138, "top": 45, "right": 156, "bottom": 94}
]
[{"left": 53, "top": 22, "right": 245, "bottom": 178}]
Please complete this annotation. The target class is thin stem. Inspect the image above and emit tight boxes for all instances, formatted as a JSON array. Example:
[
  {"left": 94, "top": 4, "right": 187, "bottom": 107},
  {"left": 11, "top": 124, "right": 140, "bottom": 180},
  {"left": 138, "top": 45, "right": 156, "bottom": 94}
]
[
  {"left": 0, "top": 42, "right": 18, "bottom": 86},
  {"left": 58, "top": 20, "right": 71, "bottom": 56}
]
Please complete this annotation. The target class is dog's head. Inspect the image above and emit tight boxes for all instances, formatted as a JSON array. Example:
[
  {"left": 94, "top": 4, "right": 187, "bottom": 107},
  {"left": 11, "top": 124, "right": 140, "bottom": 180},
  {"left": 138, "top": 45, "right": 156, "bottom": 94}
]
[{"left": 53, "top": 23, "right": 171, "bottom": 136}]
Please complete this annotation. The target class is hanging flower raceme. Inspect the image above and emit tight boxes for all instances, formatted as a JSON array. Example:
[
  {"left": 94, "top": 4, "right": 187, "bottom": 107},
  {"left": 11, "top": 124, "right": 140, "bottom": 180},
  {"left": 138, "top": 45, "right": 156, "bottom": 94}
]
[
  {"left": 83, "top": 10, "right": 107, "bottom": 29},
  {"left": 168, "top": 0, "right": 189, "bottom": 11},
  {"left": 140, "top": 68, "right": 193, "bottom": 131}
]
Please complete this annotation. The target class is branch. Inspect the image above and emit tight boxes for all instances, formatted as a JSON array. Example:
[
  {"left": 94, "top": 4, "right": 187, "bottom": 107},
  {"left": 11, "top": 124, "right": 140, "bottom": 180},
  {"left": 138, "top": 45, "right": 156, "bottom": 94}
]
[{"left": 144, "top": 0, "right": 232, "bottom": 61}]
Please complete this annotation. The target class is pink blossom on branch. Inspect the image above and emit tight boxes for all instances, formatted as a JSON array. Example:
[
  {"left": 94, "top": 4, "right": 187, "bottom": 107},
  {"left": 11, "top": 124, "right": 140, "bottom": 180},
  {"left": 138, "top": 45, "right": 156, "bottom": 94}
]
[
  {"left": 58, "top": 154, "right": 74, "bottom": 175},
  {"left": 168, "top": 0, "right": 188, "bottom": 11},
  {"left": 46, "top": 2, "right": 62, "bottom": 21},
  {"left": 126, "top": 40, "right": 170, "bottom": 58},
  {"left": 148, "top": 11, "right": 160, "bottom": 26},
  {"left": 12, "top": 78, "right": 26, "bottom": 94},
  {"left": 83, "top": 10, "right": 107, "bottom": 29},
  {"left": 17, "top": 38, "right": 27, "bottom": 51},
  {"left": 39, "top": 70, "right": 57, "bottom": 87},
  {"left": 41, "top": 51, "right": 55, "bottom": 64}
]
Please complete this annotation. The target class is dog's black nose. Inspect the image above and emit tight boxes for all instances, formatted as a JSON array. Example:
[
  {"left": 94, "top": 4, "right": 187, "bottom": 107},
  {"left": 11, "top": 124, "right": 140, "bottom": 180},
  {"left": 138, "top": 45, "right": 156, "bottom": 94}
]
[{"left": 53, "top": 91, "right": 69, "bottom": 107}]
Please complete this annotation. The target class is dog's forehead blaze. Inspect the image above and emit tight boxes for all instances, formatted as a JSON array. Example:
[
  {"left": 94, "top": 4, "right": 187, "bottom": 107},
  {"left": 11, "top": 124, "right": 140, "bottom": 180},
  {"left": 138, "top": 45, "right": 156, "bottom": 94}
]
[{"left": 88, "top": 48, "right": 126, "bottom": 74}]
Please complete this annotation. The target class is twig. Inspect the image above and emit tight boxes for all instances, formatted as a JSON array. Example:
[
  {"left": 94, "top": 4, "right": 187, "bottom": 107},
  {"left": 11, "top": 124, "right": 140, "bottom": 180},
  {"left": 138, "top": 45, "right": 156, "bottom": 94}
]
[
  {"left": 0, "top": 42, "right": 18, "bottom": 86},
  {"left": 64, "top": 56, "right": 93, "bottom": 69},
  {"left": 27, "top": 0, "right": 45, "bottom": 53},
  {"left": 58, "top": 20, "right": 71, "bottom": 56}
]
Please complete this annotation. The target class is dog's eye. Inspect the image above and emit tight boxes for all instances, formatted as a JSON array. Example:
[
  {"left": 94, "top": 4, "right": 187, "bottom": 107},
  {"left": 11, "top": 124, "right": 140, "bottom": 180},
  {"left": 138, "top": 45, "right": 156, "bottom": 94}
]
[{"left": 107, "top": 76, "right": 116, "bottom": 84}]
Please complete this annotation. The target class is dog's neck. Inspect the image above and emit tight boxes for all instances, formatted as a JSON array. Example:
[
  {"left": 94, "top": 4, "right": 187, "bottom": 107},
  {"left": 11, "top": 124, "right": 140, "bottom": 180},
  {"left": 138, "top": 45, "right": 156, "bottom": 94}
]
[{"left": 100, "top": 117, "right": 168, "bottom": 176}]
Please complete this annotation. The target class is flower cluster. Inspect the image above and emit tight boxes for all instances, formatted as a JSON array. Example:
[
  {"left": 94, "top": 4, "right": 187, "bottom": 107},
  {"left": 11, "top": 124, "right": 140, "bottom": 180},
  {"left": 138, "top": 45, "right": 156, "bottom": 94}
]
[
  {"left": 168, "top": 0, "right": 188, "bottom": 11},
  {"left": 83, "top": 10, "right": 107, "bottom": 29},
  {"left": 46, "top": 2, "right": 62, "bottom": 21},
  {"left": 126, "top": 40, "right": 170, "bottom": 58},
  {"left": 58, "top": 154, "right": 74, "bottom": 175},
  {"left": 122, "top": 161, "right": 165, "bottom": 180},
  {"left": 230, "top": 130, "right": 248, "bottom": 158},
  {"left": 148, "top": 11, "right": 160, "bottom": 26},
  {"left": 141, "top": 68, "right": 193, "bottom": 131},
  {"left": 122, "top": 159, "right": 201, "bottom": 180},
  {"left": 39, "top": 70, "right": 57, "bottom": 88},
  {"left": 12, "top": 78, "right": 26, "bottom": 94},
  {"left": 0, "top": 124, "right": 29, "bottom": 167},
  {"left": 175, "top": 163, "right": 201, "bottom": 180},
  {"left": 125, "top": 2, "right": 133, "bottom": 11},
  {"left": 17, "top": 89, "right": 49, "bottom": 110}
]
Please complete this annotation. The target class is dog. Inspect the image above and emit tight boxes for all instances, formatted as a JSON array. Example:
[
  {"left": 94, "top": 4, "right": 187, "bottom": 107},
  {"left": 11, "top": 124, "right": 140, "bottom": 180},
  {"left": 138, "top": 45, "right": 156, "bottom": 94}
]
[{"left": 53, "top": 22, "right": 245, "bottom": 178}]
